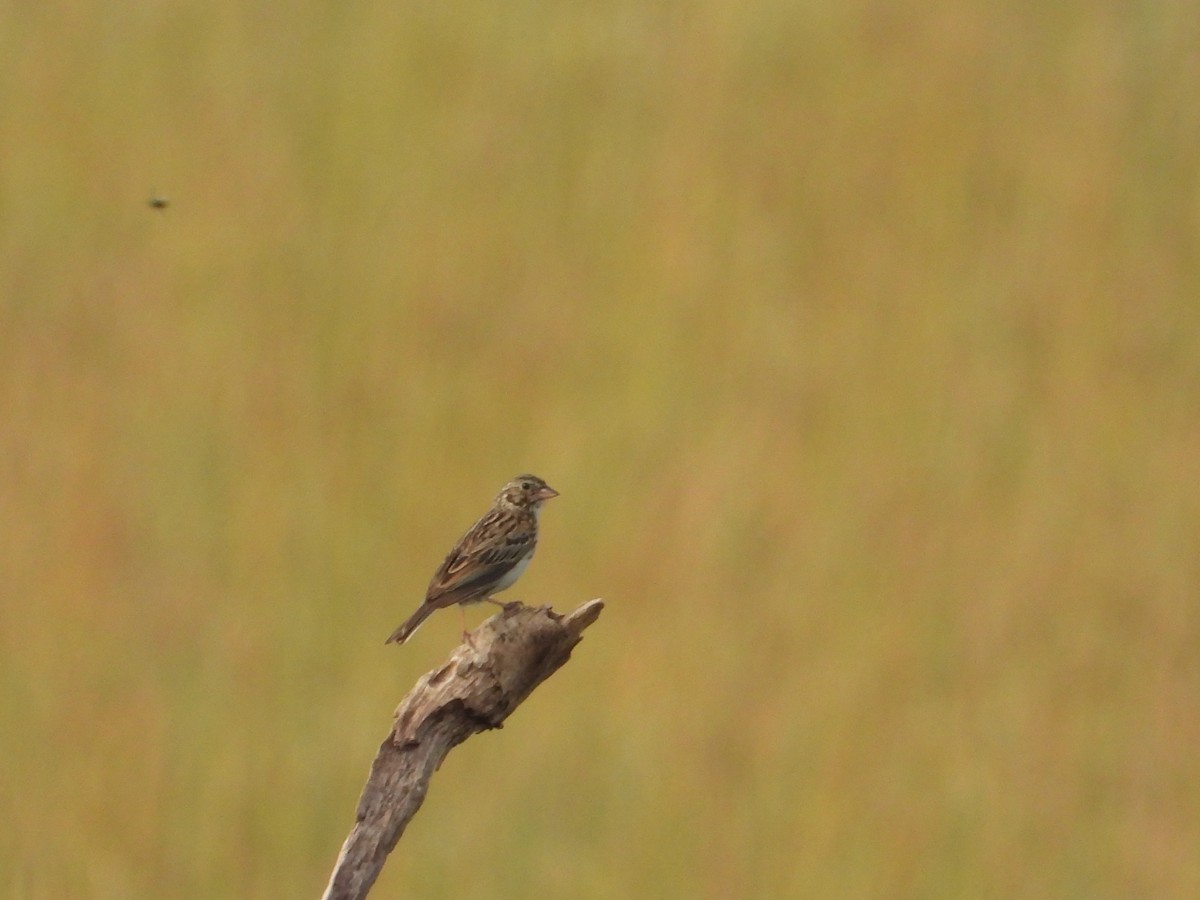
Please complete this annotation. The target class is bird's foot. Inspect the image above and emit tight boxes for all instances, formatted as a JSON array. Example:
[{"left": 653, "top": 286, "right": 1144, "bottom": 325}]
[{"left": 483, "top": 598, "right": 522, "bottom": 612}]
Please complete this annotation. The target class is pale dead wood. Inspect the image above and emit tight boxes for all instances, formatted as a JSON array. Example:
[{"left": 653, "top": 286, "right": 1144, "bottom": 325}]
[{"left": 321, "top": 599, "right": 604, "bottom": 900}]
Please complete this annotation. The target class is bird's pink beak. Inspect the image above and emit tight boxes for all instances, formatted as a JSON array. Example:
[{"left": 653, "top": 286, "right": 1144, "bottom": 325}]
[{"left": 536, "top": 484, "right": 559, "bottom": 502}]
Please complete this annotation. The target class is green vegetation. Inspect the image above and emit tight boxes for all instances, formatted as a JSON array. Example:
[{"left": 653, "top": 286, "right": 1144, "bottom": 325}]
[{"left": 2, "top": 1, "right": 1197, "bottom": 896}]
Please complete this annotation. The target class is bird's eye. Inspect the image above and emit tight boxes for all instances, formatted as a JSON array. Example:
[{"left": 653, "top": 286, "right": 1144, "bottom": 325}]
[{"left": 522, "top": 481, "right": 532, "bottom": 490}]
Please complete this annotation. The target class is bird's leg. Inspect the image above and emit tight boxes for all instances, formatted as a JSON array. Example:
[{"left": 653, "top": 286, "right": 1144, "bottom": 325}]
[{"left": 460, "top": 605, "right": 475, "bottom": 647}]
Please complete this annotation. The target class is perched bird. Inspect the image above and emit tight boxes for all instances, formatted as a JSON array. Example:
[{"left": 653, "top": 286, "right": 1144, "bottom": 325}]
[{"left": 385, "top": 474, "right": 558, "bottom": 645}]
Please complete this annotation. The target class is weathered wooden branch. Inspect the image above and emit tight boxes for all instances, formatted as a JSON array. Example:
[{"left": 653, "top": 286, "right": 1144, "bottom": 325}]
[{"left": 321, "top": 599, "right": 604, "bottom": 900}]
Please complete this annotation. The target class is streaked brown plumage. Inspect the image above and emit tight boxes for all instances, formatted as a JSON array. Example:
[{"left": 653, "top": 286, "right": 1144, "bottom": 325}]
[{"left": 385, "top": 474, "right": 558, "bottom": 645}]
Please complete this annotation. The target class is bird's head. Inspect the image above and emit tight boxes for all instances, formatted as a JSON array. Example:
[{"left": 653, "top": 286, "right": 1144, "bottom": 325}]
[{"left": 499, "top": 474, "right": 559, "bottom": 510}]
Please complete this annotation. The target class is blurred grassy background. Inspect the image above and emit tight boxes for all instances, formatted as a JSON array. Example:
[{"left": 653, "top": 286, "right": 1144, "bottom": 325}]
[{"left": 2, "top": 0, "right": 1198, "bottom": 897}]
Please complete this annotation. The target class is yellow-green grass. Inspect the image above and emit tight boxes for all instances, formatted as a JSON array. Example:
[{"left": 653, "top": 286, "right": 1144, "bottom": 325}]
[{"left": 2, "top": 1, "right": 1198, "bottom": 896}]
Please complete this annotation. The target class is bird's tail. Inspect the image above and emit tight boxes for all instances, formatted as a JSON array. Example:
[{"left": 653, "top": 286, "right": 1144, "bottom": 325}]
[{"left": 385, "top": 604, "right": 435, "bottom": 645}]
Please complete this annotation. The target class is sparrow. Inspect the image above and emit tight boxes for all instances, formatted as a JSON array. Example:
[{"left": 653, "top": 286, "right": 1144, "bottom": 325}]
[{"left": 385, "top": 474, "right": 558, "bottom": 645}]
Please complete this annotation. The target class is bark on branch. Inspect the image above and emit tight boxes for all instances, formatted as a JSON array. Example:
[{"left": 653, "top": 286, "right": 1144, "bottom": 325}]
[{"left": 321, "top": 599, "right": 605, "bottom": 900}]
